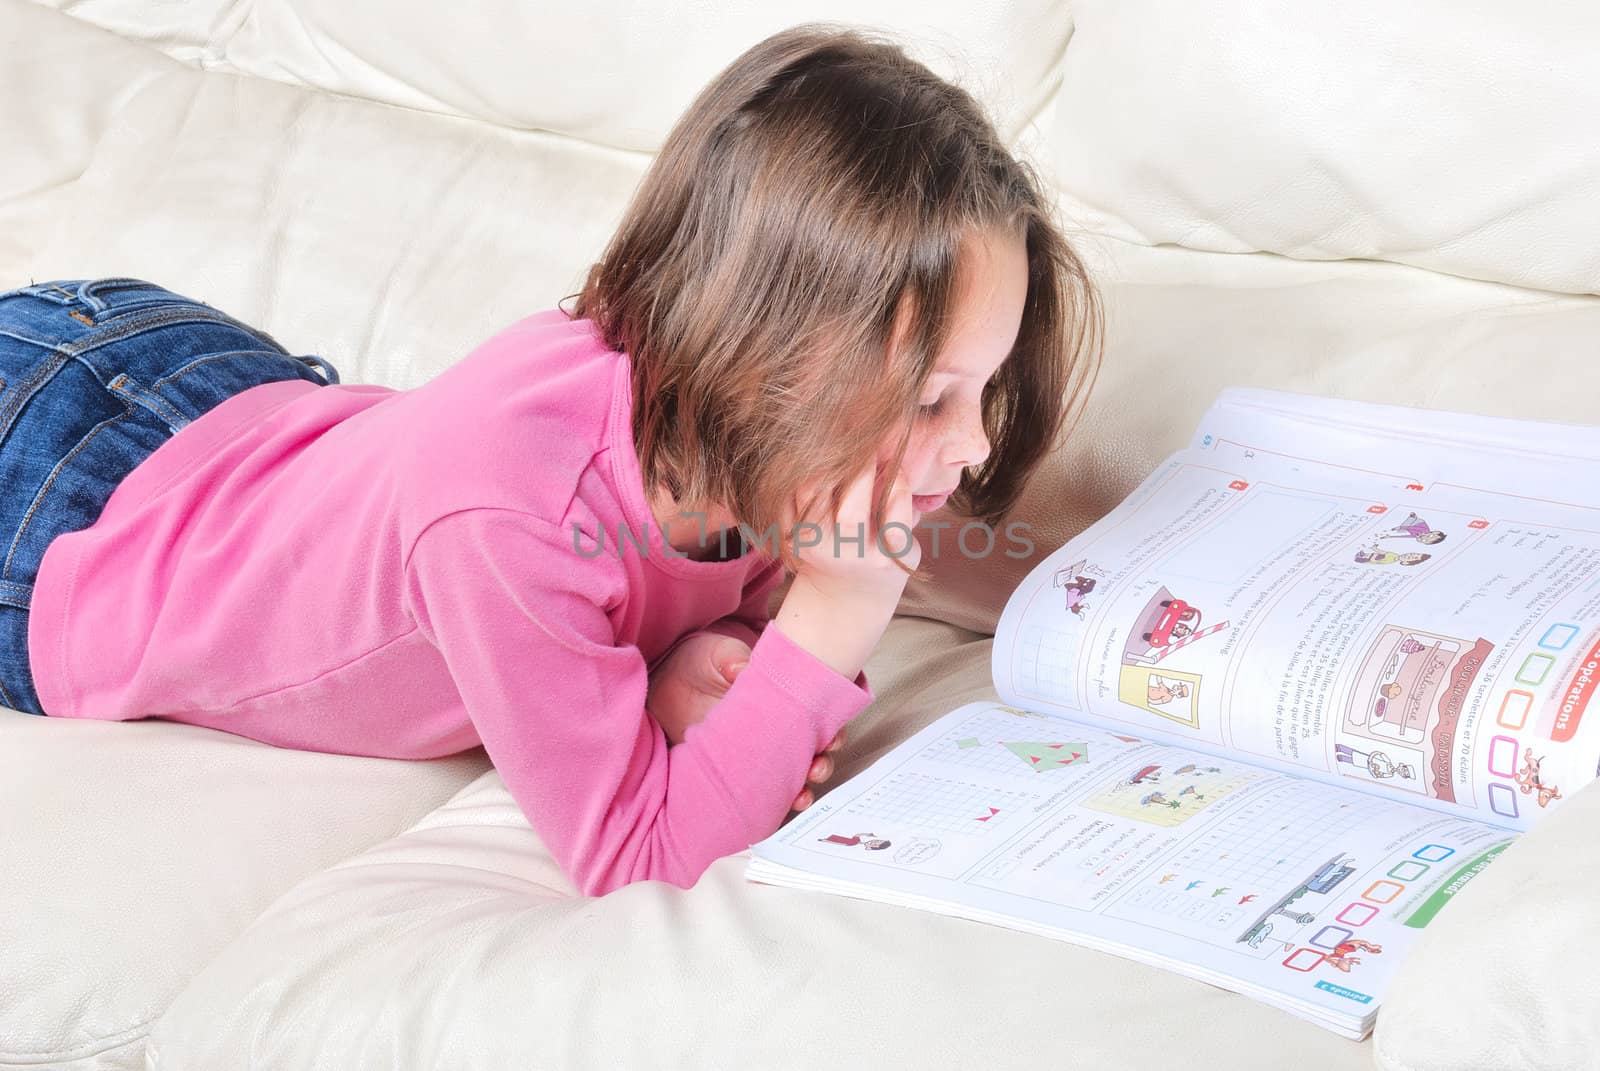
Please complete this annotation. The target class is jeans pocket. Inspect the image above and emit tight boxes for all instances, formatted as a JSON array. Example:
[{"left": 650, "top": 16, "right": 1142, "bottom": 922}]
[{"left": 79, "top": 278, "right": 205, "bottom": 324}]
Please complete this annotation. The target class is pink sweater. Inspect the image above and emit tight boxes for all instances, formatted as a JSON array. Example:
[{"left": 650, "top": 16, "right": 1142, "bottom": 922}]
[{"left": 30, "top": 307, "right": 874, "bottom": 896}]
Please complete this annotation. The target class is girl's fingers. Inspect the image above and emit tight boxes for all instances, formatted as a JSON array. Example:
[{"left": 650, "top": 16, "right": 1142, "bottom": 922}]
[
  {"left": 809, "top": 755, "right": 832, "bottom": 782},
  {"left": 793, "top": 789, "right": 813, "bottom": 811},
  {"left": 825, "top": 727, "right": 847, "bottom": 752}
]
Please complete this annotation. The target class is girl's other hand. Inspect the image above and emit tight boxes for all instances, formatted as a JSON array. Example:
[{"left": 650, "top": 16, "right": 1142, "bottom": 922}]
[
  {"left": 791, "top": 724, "right": 847, "bottom": 813},
  {"left": 644, "top": 631, "right": 847, "bottom": 812},
  {"left": 645, "top": 632, "right": 751, "bottom": 747}
]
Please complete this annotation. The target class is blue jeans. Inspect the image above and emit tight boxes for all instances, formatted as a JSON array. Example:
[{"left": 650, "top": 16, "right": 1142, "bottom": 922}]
[{"left": 0, "top": 278, "right": 341, "bottom": 715}]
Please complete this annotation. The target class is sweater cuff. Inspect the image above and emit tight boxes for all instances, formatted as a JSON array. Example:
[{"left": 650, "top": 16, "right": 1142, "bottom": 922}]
[{"left": 745, "top": 622, "right": 875, "bottom": 723}]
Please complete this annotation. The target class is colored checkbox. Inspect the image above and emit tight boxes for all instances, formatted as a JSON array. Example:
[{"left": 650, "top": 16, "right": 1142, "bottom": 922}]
[
  {"left": 1540, "top": 624, "right": 1580, "bottom": 651},
  {"left": 1516, "top": 653, "right": 1555, "bottom": 686},
  {"left": 1337, "top": 902, "right": 1379, "bottom": 925},
  {"left": 1487, "top": 735, "right": 1519, "bottom": 778},
  {"left": 1497, "top": 691, "right": 1534, "bottom": 730},
  {"left": 1312, "top": 925, "right": 1354, "bottom": 950}
]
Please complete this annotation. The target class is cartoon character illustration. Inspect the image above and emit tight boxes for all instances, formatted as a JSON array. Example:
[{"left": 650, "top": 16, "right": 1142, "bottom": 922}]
[
  {"left": 1355, "top": 545, "right": 1432, "bottom": 566},
  {"left": 1335, "top": 743, "right": 1416, "bottom": 780},
  {"left": 1140, "top": 791, "right": 1182, "bottom": 810},
  {"left": 1322, "top": 938, "right": 1384, "bottom": 973},
  {"left": 1381, "top": 512, "right": 1448, "bottom": 545},
  {"left": 1147, "top": 675, "right": 1191, "bottom": 707},
  {"left": 818, "top": 832, "right": 892, "bottom": 850},
  {"left": 1144, "top": 598, "right": 1201, "bottom": 647},
  {"left": 1052, "top": 562, "right": 1103, "bottom": 619},
  {"left": 1515, "top": 751, "right": 1563, "bottom": 808},
  {"left": 1126, "top": 764, "right": 1163, "bottom": 785}
]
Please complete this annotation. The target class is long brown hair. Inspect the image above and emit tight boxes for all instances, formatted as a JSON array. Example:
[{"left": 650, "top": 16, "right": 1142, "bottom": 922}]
[{"left": 563, "top": 22, "right": 1103, "bottom": 578}]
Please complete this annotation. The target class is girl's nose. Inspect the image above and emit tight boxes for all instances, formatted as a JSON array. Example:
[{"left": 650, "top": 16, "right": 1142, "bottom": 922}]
[{"left": 947, "top": 415, "right": 991, "bottom": 470}]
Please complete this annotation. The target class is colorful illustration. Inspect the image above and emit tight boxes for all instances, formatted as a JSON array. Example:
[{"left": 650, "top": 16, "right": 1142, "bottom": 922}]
[
  {"left": 818, "top": 832, "right": 892, "bottom": 850},
  {"left": 1000, "top": 740, "right": 1089, "bottom": 771},
  {"left": 1238, "top": 855, "right": 1356, "bottom": 948},
  {"left": 1334, "top": 744, "right": 1417, "bottom": 782},
  {"left": 1118, "top": 665, "right": 1204, "bottom": 728},
  {"left": 1085, "top": 760, "right": 1253, "bottom": 827},
  {"left": 1341, "top": 625, "right": 1493, "bottom": 803},
  {"left": 1122, "top": 586, "right": 1231, "bottom": 667},
  {"left": 1354, "top": 544, "right": 1432, "bottom": 566},
  {"left": 1051, "top": 558, "right": 1105, "bottom": 619},
  {"left": 1320, "top": 938, "right": 1384, "bottom": 974},
  {"left": 1380, "top": 512, "right": 1448, "bottom": 545},
  {"left": 1516, "top": 751, "right": 1563, "bottom": 808},
  {"left": 1147, "top": 675, "right": 1190, "bottom": 706}
]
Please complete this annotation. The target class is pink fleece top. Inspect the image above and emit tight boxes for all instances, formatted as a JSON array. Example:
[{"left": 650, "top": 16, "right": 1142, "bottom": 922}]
[{"left": 29, "top": 307, "right": 874, "bottom": 896}]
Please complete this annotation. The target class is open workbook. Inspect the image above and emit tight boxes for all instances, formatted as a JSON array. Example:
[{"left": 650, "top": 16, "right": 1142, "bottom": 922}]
[{"left": 745, "top": 387, "right": 1600, "bottom": 1040}]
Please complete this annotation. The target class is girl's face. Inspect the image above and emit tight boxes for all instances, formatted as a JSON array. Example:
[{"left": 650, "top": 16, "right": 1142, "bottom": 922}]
[{"left": 887, "top": 225, "right": 1031, "bottom": 522}]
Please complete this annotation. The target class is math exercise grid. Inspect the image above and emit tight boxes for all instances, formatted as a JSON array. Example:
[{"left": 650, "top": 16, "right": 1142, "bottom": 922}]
[
  {"left": 1104, "top": 782, "right": 1403, "bottom": 953},
  {"left": 837, "top": 771, "right": 1047, "bottom": 838},
  {"left": 1164, "top": 782, "right": 1395, "bottom": 890},
  {"left": 1016, "top": 623, "right": 1079, "bottom": 707}
]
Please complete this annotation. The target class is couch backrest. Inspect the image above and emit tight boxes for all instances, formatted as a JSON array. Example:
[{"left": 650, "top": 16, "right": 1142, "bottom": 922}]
[
  {"left": 34, "top": 0, "right": 1071, "bottom": 152},
  {"left": 1042, "top": 0, "right": 1600, "bottom": 296}
]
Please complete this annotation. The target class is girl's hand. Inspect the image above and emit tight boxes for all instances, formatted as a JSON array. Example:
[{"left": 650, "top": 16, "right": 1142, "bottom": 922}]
[
  {"left": 644, "top": 630, "right": 847, "bottom": 811},
  {"left": 646, "top": 632, "right": 751, "bottom": 747},
  {"left": 783, "top": 456, "right": 922, "bottom": 601},
  {"left": 791, "top": 724, "right": 847, "bottom": 813}
]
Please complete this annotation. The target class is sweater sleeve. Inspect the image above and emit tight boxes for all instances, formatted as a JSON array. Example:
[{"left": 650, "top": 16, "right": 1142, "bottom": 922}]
[{"left": 401, "top": 506, "right": 875, "bottom": 897}]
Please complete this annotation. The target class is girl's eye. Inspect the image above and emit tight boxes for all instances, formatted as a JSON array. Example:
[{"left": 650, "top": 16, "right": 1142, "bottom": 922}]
[{"left": 918, "top": 396, "right": 944, "bottom": 418}]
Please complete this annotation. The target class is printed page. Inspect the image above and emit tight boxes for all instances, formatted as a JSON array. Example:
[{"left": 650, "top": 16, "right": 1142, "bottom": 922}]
[
  {"left": 748, "top": 701, "right": 1515, "bottom": 1038},
  {"left": 991, "top": 390, "right": 1600, "bottom": 832}
]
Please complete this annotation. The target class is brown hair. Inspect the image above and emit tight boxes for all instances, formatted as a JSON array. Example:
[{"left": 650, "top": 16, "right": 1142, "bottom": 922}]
[{"left": 563, "top": 22, "right": 1103, "bottom": 577}]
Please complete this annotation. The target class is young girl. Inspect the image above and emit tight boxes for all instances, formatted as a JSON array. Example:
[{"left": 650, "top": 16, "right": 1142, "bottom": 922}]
[{"left": 0, "top": 23, "right": 1101, "bottom": 897}]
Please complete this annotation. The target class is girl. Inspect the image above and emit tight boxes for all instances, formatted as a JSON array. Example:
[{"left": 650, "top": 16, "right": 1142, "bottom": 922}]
[{"left": 0, "top": 23, "right": 1101, "bottom": 897}]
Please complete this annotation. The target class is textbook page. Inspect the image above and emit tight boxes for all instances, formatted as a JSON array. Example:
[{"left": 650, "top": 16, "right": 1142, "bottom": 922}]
[
  {"left": 748, "top": 699, "right": 1515, "bottom": 1038},
  {"left": 991, "top": 391, "right": 1600, "bottom": 832}
]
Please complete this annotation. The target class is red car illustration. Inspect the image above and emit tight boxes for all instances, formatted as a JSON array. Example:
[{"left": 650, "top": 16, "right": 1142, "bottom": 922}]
[{"left": 1143, "top": 598, "right": 1200, "bottom": 647}]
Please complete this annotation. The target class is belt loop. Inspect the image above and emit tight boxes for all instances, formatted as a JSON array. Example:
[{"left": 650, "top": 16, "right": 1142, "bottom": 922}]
[{"left": 298, "top": 354, "right": 341, "bottom": 385}]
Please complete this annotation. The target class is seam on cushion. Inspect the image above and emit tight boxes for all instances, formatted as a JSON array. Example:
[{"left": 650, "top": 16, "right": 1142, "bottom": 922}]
[{"left": 1, "top": 1016, "right": 153, "bottom": 1062}]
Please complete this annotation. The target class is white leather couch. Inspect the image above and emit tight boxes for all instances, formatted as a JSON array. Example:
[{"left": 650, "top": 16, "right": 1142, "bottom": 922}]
[{"left": 5, "top": 2, "right": 1599, "bottom": 1068}]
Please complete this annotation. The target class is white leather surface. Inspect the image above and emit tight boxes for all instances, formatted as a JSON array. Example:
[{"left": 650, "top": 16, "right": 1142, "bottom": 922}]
[
  {"left": 0, "top": 709, "right": 488, "bottom": 1070},
  {"left": 1373, "top": 777, "right": 1600, "bottom": 1071},
  {"left": 38, "top": 0, "right": 1070, "bottom": 152},
  {"left": 0, "top": 1, "right": 180, "bottom": 271},
  {"left": 4, "top": 0, "right": 1595, "bottom": 1066},
  {"left": 18, "top": 64, "right": 660, "bottom": 394},
  {"left": 1044, "top": 0, "right": 1600, "bottom": 296}
]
